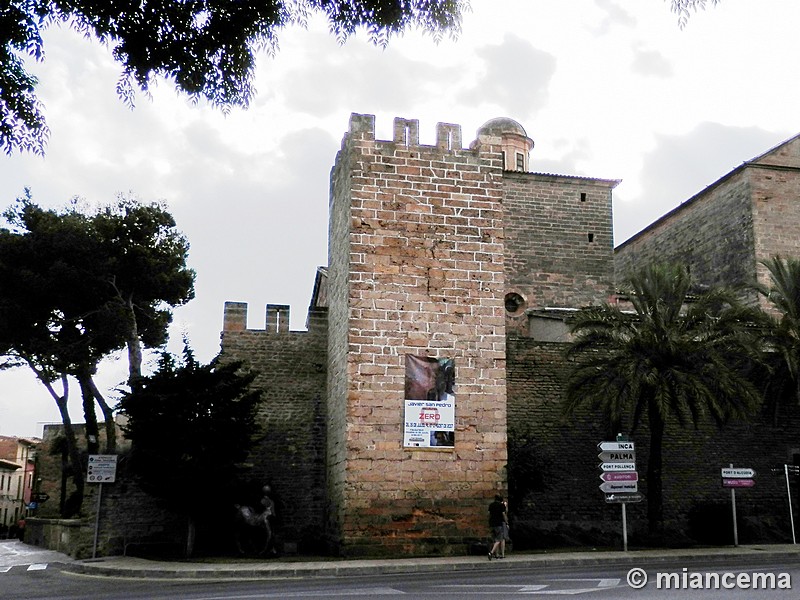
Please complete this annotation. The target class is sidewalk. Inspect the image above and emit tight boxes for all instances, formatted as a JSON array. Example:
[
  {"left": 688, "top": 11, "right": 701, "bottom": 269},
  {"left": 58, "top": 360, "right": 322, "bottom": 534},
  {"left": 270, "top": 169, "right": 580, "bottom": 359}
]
[{"left": 64, "top": 544, "right": 800, "bottom": 580}]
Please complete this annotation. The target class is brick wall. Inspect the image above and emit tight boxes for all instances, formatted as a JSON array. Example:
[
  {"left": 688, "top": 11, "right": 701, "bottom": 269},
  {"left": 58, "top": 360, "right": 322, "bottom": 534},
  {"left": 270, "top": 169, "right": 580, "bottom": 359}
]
[
  {"left": 503, "top": 172, "right": 617, "bottom": 334},
  {"left": 615, "top": 136, "right": 800, "bottom": 308},
  {"left": 507, "top": 337, "right": 800, "bottom": 545},
  {"left": 326, "top": 114, "right": 508, "bottom": 556},
  {"left": 220, "top": 302, "right": 328, "bottom": 551},
  {"left": 615, "top": 171, "right": 757, "bottom": 302},
  {"left": 751, "top": 140, "right": 800, "bottom": 298}
]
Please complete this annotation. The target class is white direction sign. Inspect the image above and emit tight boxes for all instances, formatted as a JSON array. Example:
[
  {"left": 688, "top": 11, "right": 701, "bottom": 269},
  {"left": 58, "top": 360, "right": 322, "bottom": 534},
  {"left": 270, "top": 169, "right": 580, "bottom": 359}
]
[
  {"left": 598, "top": 451, "right": 636, "bottom": 463},
  {"left": 597, "top": 442, "right": 635, "bottom": 452},
  {"left": 599, "top": 462, "right": 636, "bottom": 472},
  {"left": 721, "top": 468, "right": 755, "bottom": 479},
  {"left": 87, "top": 454, "right": 117, "bottom": 483},
  {"left": 600, "top": 481, "right": 638, "bottom": 493}
]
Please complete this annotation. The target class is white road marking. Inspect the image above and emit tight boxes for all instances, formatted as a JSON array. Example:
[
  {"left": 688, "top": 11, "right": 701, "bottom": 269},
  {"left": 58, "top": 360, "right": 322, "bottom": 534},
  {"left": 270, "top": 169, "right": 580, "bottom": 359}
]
[
  {"left": 438, "top": 579, "right": 622, "bottom": 595},
  {"left": 27, "top": 563, "right": 48, "bottom": 571}
]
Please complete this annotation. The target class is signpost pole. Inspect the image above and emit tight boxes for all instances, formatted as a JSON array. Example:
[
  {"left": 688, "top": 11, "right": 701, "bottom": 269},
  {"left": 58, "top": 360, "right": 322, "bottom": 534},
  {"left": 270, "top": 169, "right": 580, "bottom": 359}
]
[
  {"left": 785, "top": 464, "right": 796, "bottom": 545},
  {"left": 622, "top": 503, "right": 628, "bottom": 552},
  {"left": 729, "top": 463, "right": 738, "bottom": 547},
  {"left": 92, "top": 483, "right": 103, "bottom": 559}
]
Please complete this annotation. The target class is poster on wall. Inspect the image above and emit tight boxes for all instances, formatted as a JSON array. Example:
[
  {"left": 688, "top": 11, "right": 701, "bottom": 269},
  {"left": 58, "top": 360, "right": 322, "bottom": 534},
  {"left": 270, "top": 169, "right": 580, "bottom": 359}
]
[{"left": 403, "top": 355, "right": 455, "bottom": 448}]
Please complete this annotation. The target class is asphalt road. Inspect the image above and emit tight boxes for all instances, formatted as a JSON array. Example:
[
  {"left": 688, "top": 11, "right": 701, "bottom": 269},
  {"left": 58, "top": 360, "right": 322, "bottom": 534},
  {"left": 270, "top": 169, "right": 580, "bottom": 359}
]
[{"left": 1, "top": 539, "right": 798, "bottom": 600}]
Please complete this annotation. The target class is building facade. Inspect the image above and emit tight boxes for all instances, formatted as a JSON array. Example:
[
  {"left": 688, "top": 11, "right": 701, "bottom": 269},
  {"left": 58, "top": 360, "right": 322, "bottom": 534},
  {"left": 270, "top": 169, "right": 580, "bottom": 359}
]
[{"left": 0, "top": 436, "right": 38, "bottom": 533}]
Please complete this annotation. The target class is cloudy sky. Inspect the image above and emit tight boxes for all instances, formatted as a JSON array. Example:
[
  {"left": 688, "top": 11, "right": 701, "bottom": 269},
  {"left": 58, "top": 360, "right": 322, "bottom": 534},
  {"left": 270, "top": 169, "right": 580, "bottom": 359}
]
[{"left": 1, "top": 0, "right": 798, "bottom": 438}]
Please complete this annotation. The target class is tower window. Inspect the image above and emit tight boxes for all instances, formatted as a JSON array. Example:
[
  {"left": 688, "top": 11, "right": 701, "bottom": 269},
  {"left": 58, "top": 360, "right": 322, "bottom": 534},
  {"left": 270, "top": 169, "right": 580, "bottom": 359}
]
[
  {"left": 587, "top": 233, "right": 594, "bottom": 243},
  {"left": 580, "top": 192, "right": 587, "bottom": 202},
  {"left": 516, "top": 152, "right": 524, "bottom": 171},
  {"left": 504, "top": 292, "right": 525, "bottom": 314}
]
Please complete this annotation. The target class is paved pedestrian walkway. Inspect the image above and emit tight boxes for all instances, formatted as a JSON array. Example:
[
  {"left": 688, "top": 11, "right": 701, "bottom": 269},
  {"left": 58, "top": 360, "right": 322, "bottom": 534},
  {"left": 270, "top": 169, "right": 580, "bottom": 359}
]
[{"left": 63, "top": 544, "right": 800, "bottom": 580}]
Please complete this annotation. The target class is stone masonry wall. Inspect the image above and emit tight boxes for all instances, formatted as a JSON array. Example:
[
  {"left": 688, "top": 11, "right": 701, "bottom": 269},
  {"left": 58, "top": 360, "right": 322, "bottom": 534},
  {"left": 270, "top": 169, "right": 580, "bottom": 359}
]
[
  {"left": 508, "top": 337, "right": 800, "bottom": 546},
  {"left": 750, "top": 143, "right": 800, "bottom": 300},
  {"left": 220, "top": 302, "right": 328, "bottom": 552},
  {"left": 503, "top": 172, "right": 616, "bottom": 334},
  {"left": 327, "top": 114, "right": 508, "bottom": 556},
  {"left": 615, "top": 171, "right": 757, "bottom": 302},
  {"left": 326, "top": 123, "right": 358, "bottom": 550}
]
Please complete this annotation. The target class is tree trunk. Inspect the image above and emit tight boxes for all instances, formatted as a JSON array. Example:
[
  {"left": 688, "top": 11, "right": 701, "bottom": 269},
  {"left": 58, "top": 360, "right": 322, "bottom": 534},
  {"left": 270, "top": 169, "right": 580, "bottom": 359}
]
[
  {"left": 647, "top": 403, "right": 665, "bottom": 537},
  {"left": 50, "top": 384, "right": 85, "bottom": 517},
  {"left": 77, "top": 371, "right": 101, "bottom": 455},
  {"left": 89, "top": 377, "right": 117, "bottom": 453},
  {"left": 59, "top": 445, "right": 68, "bottom": 516},
  {"left": 186, "top": 516, "right": 196, "bottom": 558},
  {"left": 125, "top": 296, "right": 144, "bottom": 392}
]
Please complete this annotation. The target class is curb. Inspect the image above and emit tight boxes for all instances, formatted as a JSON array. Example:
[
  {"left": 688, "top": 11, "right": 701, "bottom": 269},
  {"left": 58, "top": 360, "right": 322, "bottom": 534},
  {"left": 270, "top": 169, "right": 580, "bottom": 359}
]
[{"left": 62, "top": 545, "right": 800, "bottom": 580}]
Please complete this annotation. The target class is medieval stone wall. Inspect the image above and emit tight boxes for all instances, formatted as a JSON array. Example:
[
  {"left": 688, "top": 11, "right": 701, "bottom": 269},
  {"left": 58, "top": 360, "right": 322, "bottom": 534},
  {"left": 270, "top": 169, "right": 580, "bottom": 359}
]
[
  {"left": 503, "top": 173, "right": 616, "bottom": 334},
  {"left": 325, "top": 114, "right": 508, "bottom": 556},
  {"left": 507, "top": 337, "right": 800, "bottom": 546},
  {"left": 326, "top": 122, "right": 358, "bottom": 550},
  {"left": 751, "top": 162, "right": 800, "bottom": 297},
  {"left": 220, "top": 302, "right": 328, "bottom": 551},
  {"left": 615, "top": 171, "right": 757, "bottom": 302}
]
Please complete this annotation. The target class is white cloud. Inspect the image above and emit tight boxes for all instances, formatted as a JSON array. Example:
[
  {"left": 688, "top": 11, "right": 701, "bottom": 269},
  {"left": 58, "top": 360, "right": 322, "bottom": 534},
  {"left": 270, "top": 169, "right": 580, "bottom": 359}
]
[
  {"left": 463, "top": 34, "right": 556, "bottom": 120},
  {"left": 631, "top": 46, "right": 673, "bottom": 78}
]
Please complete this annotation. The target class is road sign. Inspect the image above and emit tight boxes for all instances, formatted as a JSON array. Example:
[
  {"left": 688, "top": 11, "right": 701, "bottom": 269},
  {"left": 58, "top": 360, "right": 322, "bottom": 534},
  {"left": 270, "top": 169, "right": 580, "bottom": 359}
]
[
  {"left": 721, "top": 468, "right": 755, "bottom": 479},
  {"left": 605, "top": 492, "right": 644, "bottom": 504},
  {"left": 597, "top": 442, "right": 635, "bottom": 452},
  {"left": 600, "top": 471, "right": 638, "bottom": 482},
  {"left": 600, "top": 481, "right": 638, "bottom": 493},
  {"left": 723, "top": 478, "right": 755, "bottom": 488},
  {"left": 599, "top": 462, "right": 636, "bottom": 472},
  {"left": 598, "top": 451, "right": 636, "bottom": 463},
  {"left": 87, "top": 454, "right": 118, "bottom": 483}
]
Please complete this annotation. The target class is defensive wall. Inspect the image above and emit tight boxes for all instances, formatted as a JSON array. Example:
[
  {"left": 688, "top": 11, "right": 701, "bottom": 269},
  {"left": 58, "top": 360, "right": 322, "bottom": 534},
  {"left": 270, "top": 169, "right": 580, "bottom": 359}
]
[
  {"left": 220, "top": 301, "right": 328, "bottom": 553},
  {"left": 615, "top": 134, "right": 800, "bottom": 307},
  {"left": 324, "top": 114, "right": 508, "bottom": 556},
  {"left": 506, "top": 337, "right": 800, "bottom": 547}
]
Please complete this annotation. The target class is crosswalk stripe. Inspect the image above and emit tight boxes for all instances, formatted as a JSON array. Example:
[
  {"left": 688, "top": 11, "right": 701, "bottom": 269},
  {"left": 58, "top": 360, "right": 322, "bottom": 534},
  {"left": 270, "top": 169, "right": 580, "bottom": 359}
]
[{"left": 27, "top": 564, "right": 47, "bottom": 571}]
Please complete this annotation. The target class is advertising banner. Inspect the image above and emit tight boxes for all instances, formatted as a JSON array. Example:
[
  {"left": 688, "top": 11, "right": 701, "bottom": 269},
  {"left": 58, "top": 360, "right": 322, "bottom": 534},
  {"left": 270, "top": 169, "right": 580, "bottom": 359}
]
[{"left": 403, "top": 355, "right": 455, "bottom": 448}]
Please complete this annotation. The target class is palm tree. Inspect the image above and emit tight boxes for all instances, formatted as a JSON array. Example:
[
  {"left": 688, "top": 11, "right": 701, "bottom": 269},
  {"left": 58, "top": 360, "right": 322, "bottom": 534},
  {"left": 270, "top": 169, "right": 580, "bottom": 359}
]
[
  {"left": 755, "top": 256, "right": 800, "bottom": 412},
  {"left": 564, "top": 263, "right": 763, "bottom": 535}
]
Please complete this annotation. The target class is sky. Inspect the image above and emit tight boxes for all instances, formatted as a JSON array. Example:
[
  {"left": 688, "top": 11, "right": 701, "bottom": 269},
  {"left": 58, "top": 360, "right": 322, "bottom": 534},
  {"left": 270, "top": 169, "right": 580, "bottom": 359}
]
[{"left": 1, "top": 0, "right": 798, "bottom": 438}]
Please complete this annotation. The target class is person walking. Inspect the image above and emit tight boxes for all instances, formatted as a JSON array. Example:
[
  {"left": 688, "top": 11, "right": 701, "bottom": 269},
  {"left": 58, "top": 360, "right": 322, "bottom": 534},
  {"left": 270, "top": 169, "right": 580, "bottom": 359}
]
[{"left": 488, "top": 494, "right": 509, "bottom": 560}]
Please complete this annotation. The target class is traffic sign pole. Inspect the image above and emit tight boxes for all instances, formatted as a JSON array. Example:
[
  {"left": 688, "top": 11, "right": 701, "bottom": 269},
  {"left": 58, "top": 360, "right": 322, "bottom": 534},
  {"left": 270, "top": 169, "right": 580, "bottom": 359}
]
[
  {"left": 785, "top": 464, "right": 796, "bottom": 545},
  {"left": 598, "top": 440, "right": 636, "bottom": 552},
  {"left": 87, "top": 454, "right": 117, "bottom": 558},
  {"left": 92, "top": 483, "right": 103, "bottom": 559},
  {"left": 729, "top": 464, "right": 738, "bottom": 547},
  {"left": 622, "top": 503, "right": 628, "bottom": 552}
]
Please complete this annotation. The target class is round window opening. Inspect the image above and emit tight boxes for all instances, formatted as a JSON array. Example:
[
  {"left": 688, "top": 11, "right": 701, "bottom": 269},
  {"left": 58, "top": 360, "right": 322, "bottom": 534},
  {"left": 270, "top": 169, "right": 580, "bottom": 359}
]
[{"left": 504, "top": 292, "right": 525, "bottom": 315}]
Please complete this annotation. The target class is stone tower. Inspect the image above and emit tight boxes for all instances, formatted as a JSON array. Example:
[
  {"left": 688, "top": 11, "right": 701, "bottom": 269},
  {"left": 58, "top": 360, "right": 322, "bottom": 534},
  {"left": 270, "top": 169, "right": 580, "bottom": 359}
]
[{"left": 325, "top": 114, "right": 508, "bottom": 556}]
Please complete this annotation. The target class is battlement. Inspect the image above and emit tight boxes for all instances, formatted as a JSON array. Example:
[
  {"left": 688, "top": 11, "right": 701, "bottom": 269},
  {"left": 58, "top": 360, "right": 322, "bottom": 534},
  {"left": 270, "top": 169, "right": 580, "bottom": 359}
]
[
  {"left": 222, "top": 302, "right": 291, "bottom": 333},
  {"left": 348, "top": 113, "right": 463, "bottom": 151}
]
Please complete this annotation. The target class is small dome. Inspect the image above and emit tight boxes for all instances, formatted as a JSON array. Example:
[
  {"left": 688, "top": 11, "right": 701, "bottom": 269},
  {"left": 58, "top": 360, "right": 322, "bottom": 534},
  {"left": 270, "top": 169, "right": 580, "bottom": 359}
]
[{"left": 477, "top": 117, "right": 528, "bottom": 138}]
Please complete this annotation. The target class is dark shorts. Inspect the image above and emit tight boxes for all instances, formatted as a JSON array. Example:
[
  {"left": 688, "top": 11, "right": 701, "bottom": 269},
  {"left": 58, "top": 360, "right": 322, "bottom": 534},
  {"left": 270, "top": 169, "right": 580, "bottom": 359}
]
[{"left": 492, "top": 522, "right": 510, "bottom": 542}]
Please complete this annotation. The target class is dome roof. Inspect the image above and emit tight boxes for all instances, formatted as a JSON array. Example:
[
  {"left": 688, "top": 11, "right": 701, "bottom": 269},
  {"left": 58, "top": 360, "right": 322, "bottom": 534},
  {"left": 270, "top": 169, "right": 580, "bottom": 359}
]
[{"left": 477, "top": 117, "right": 528, "bottom": 138}]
